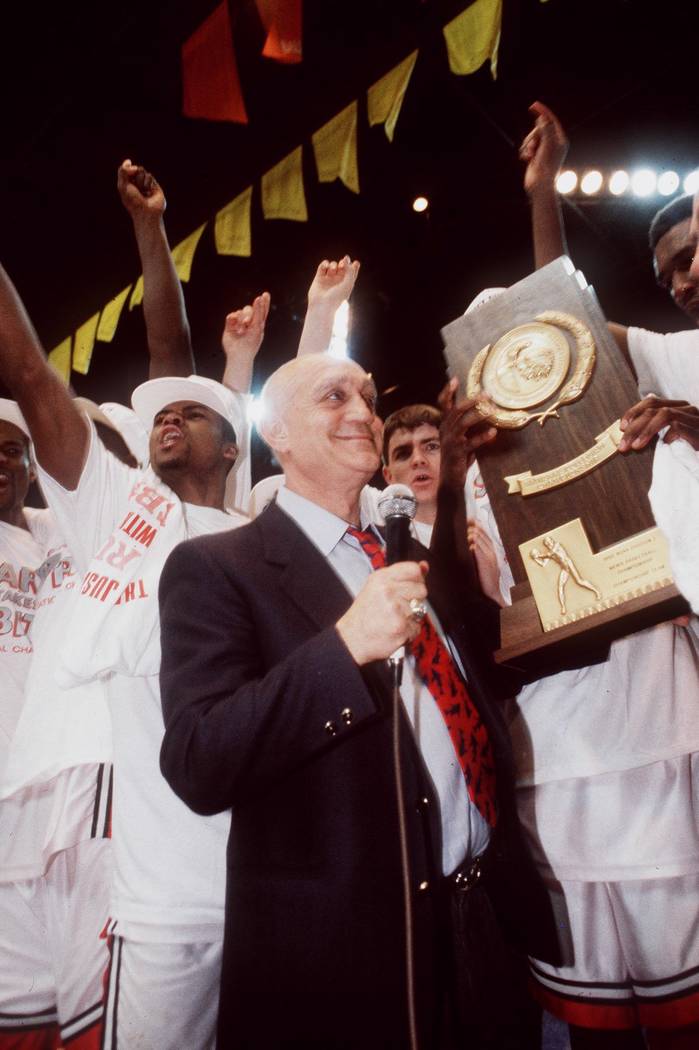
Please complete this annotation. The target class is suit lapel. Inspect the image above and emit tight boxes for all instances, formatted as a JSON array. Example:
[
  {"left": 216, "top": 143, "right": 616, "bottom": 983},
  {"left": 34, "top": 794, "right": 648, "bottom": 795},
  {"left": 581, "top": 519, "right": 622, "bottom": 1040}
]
[
  {"left": 257, "top": 502, "right": 400, "bottom": 703},
  {"left": 257, "top": 501, "right": 355, "bottom": 632}
]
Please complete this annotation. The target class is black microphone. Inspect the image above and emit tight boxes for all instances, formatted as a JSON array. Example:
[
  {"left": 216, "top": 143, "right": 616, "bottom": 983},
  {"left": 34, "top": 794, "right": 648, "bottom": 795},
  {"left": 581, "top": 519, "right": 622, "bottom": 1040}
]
[
  {"left": 378, "top": 484, "right": 418, "bottom": 679},
  {"left": 378, "top": 483, "right": 417, "bottom": 565}
]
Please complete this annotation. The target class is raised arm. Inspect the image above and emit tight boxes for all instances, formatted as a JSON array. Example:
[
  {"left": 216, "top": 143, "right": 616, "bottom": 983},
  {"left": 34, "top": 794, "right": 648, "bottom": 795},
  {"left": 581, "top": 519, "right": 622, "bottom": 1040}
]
[
  {"left": 520, "top": 103, "right": 631, "bottom": 367},
  {"left": 221, "top": 292, "right": 270, "bottom": 394},
  {"left": 0, "top": 264, "right": 88, "bottom": 488},
  {"left": 296, "top": 256, "right": 360, "bottom": 357},
  {"left": 430, "top": 378, "right": 497, "bottom": 593},
  {"left": 117, "top": 160, "right": 194, "bottom": 379},
  {"left": 519, "top": 101, "right": 569, "bottom": 268}
]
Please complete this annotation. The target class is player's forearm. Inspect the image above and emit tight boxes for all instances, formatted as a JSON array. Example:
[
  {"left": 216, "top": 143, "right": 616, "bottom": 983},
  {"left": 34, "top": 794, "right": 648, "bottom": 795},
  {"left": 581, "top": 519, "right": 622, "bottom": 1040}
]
[
  {"left": 528, "top": 185, "right": 568, "bottom": 269},
  {"left": 0, "top": 262, "right": 88, "bottom": 486},
  {"left": 431, "top": 478, "right": 479, "bottom": 594},
  {"left": 131, "top": 215, "right": 194, "bottom": 378},
  {"left": 296, "top": 301, "right": 335, "bottom": 357},
  {"left": 222, "top": 352, "right": 255, "bottom": 394}
]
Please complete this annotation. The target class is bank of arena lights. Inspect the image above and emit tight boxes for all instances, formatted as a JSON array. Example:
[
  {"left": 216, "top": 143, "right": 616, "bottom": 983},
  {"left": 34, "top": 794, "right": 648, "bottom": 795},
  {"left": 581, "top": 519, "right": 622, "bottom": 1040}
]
[{"left": 555, "top": 168, "right": 699, "bottom": 199}]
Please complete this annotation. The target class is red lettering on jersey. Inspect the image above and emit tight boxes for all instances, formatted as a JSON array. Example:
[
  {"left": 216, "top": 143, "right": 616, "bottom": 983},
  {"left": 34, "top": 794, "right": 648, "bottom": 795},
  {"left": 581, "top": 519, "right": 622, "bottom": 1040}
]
[
  {"left": 134, "top": 485, "right": 163, "bottom": 514},
  {"left": 50, "top": 558, "right": 74, "bottom": 589},
  {"left": 119, "top": 512, "right": 158, "bottom": 548},
  {"left": 0, "top": 606, "right": 34, "bottom": 637},
  {"left": 94, "top": 535, "right": 142, "bottom": 572},
  {"left": 88, "top": 575, "right": 120, "bottom": 602},
  {"left": 118, "top": 511, "right": 137, "bottom": 534},
  {"left": 155, "top": 501, "right": 174, "bottom": 527},
  {"left": 18, "top": 567, "right": 39, "bottom": 594},
  {"left": 0, "top": 563, "right": 18, "bottom": 589},
  {"left": 103, "top": 541, "right": 141, "bottom": 572},
  {"left": 116, "top": 581, "right": 135, "bottom": 605},
  {"left": 81, "top": 572, "right": 99, "bottom": 595},
  {"left": 132, "top": 520, "right": 157, "bottom": 548},
  {"left": 13, "top": 611, "right": 33, "bottom": 637}
]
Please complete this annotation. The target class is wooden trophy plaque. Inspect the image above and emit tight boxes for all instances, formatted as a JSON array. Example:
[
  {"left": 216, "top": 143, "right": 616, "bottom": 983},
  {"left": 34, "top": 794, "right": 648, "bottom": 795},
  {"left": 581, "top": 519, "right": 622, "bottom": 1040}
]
[{"left": 442, "top": 257, "right": 688, "bottom": 669}]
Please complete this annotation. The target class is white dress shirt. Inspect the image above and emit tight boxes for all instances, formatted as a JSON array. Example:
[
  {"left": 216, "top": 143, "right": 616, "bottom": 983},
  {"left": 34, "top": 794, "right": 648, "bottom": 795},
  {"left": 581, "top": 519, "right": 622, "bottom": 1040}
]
[{"left": 276, "top": 485, "right": 490, "bottom": 875}]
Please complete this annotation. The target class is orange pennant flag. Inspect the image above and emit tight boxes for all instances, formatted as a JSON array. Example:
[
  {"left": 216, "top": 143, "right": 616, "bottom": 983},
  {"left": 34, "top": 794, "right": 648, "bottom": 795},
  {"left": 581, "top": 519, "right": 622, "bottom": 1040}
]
[
  {"left": 182, "top": 1, "right": 249, "bottom": 123},
  {"left": 256, "top": 0, "right": 302, "bottom": 63}
]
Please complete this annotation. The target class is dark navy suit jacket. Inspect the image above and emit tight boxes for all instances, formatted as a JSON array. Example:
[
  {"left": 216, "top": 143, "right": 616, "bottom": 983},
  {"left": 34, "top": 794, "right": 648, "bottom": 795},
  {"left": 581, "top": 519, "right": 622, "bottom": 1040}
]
[{"left": 158, "top": 501, "right": 559, "bottom": 1050}]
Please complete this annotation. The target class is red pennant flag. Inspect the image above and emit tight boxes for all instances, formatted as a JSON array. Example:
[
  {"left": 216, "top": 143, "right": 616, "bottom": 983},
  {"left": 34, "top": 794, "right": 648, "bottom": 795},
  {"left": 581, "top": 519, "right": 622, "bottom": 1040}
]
[
  {"left": 255, "top": 0, "right": 302, "bottom": 64},
  {"left": 182, "top": 1, "right": 249, "bottom": 123}
]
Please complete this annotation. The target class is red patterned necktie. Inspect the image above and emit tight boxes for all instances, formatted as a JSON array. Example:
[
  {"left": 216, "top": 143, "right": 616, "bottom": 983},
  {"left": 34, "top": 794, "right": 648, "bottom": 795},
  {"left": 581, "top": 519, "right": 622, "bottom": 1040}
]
[{"left": 346, "top": 526, "right": 497, "bottom": 827}]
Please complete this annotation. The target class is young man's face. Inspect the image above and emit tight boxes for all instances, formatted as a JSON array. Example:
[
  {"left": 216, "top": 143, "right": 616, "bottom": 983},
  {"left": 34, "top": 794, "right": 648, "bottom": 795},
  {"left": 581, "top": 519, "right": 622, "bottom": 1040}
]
[
  {"left": 653, "top": 217, "right": 699, "bottom": 325},
  {"left": 383, "top": 423, "right": 441, "bottom": 507},
  {"left": 149, "top": 401, "right": 237, "bottom": 478},
  {"left": 0, "top": 420, "right": 32, "bottom": 520}
]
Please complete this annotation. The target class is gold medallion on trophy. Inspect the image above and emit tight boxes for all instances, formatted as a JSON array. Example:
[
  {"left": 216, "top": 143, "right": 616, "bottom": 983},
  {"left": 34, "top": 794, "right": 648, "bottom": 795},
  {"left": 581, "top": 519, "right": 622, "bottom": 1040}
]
[{"left": 467, "top": 311, "right": 596, "bottom": 429}]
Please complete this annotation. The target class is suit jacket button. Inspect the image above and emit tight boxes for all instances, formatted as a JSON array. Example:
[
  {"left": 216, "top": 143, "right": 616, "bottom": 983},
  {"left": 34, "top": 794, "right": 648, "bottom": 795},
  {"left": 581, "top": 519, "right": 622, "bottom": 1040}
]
[
  {"left": 416, "top": 796, "right": 430, "bottom": 813},
  {"left": 325, "top": 720, "right": 338, "bottom": 736},
  {"left": 418, "top": 880, "right": 429, "bottom": 893},
  {"left": 341, "top": 707, "right": 352, "bottom": 725}
]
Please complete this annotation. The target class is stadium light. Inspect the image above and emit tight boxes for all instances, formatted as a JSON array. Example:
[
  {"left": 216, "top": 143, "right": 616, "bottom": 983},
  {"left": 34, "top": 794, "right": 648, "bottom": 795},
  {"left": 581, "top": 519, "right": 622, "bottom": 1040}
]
[
  {"left": 556, "top": 170, "right": 577, "bottom": 194},
  {"left": 684, "top": 170, "right": 699, "bottom": 195},
  {"left": 657, "top": 171, "right": 680, "bottom": 196},
  {"left": 631, "top": 169, "right": 657, "bottom": 197},
  {"left": 609, "top": 170, "right": 629, "bottom": 196},
  {"left": 580, "top": 170, "right": 603, "bottom": 195}
]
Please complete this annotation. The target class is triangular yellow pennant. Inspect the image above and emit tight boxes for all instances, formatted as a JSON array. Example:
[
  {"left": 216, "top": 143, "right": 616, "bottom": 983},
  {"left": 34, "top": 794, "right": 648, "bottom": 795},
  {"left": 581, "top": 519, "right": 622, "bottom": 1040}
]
[
  {"left": 262, "top": 147, "right": 308, "bottom": 221},
  {"left": 368, "top": 51, "right": 418, "bottom": 142},
  {"left": 129, "top": 276, "right": 144, "bottom": 311},
  {"left": 48, "top": 337, "right": 72, "bottom": 384},
  {"left": 172, "top": 224, "right": 207, "bottom": 282},
  {"left": 312, "top": 102, "right": 359, "bottom": 194},
  {"left": 97, "top": 285, "right": 132, "bottom": 343},
  {"left": 215, "top": 186, "right": 253, "bottom": 256},
  {"left": 443, "top": 0, "right": 502, "bottom": 80},
  {"left": 72, "top": 313, "right": 100, "bottom": 376}
]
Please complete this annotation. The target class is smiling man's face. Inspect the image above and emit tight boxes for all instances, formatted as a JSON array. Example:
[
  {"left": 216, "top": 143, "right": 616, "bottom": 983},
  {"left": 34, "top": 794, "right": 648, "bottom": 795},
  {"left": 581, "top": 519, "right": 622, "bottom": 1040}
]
[{"left": 271, "top": 357, "right": 380, "bottom": 489}]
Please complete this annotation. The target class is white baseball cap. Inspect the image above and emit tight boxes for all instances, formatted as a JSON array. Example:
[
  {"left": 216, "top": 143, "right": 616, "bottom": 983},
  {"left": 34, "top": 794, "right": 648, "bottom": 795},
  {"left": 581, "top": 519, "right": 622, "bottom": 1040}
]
[
  {"left": 98, "top": 402, "right": 149, "bottom": 466},
  {"left": 130, "top": 375, "right": 243, "bottom": 442},
  {"left": 0, "top": 398, "right": 30, "bottom": 440}
]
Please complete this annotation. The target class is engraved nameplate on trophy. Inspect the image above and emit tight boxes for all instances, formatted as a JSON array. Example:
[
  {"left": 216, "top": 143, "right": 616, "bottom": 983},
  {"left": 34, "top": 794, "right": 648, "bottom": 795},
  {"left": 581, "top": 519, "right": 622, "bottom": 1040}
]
[{"left": 442, "top": 257, "right": 688, "bottom": 667}]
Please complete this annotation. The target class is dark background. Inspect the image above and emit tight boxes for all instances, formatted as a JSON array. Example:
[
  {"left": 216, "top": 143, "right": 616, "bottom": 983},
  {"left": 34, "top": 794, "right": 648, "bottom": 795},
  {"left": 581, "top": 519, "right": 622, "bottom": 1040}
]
[{"left": 1, "top": 0, "right": 698, "bottom": 480}]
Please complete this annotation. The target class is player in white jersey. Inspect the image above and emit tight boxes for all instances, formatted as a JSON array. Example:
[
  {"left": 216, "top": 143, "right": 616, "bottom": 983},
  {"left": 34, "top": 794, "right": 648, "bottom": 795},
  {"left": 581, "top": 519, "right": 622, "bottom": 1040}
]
[
  {"left": 37, "top": 381, "right": 247, "bottom": 1050},
  {"left": 0, "top": 154, "right": 235, "bottom": 1049},
  {"left": 0, "top": 400, "right": 65, "bottom": 1050},
  {"left": 0, "top": 154, "right": 270, "bottom": 1044},
  {"left": 468, "top": 104, "right": 699, "bottom": 1048},
  {"left": 0, "top": 396, "right": 152, "bottom": 1050},
  {"left": 0, "top": 265, "right": 247, "bottom": 1047}
]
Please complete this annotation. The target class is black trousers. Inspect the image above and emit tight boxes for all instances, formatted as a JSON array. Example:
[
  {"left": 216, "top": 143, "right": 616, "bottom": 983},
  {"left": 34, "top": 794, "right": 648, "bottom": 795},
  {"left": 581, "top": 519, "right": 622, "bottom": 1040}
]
[{"left": 434, "top": 868, "right": 542, "bottom": 1050}]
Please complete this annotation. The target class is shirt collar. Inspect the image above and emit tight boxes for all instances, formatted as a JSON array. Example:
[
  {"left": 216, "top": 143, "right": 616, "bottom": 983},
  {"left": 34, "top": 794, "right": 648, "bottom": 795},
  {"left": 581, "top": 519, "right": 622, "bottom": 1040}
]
[{"left": 276, "top": 485, "right": 380, "bottom": 557}]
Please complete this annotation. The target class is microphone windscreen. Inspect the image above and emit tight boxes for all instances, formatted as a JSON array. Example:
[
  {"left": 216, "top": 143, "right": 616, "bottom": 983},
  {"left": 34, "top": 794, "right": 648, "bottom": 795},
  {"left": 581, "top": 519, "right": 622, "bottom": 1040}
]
[{"left": 377, "top": 483, "right": 417, "bottom": 524}]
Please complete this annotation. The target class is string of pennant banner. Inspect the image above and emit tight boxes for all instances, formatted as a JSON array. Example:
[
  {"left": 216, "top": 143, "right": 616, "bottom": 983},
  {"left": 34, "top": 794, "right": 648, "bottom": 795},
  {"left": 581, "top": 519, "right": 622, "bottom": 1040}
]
[{"left": 48, "top": 0, "right": 502, "bottom": 382}]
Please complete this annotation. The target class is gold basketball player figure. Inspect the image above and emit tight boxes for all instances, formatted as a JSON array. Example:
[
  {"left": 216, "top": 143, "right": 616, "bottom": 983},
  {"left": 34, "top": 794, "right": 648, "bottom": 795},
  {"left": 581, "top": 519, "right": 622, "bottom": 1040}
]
[{"left": 530, "top": 535, "right": 602, "bottom": 616}]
